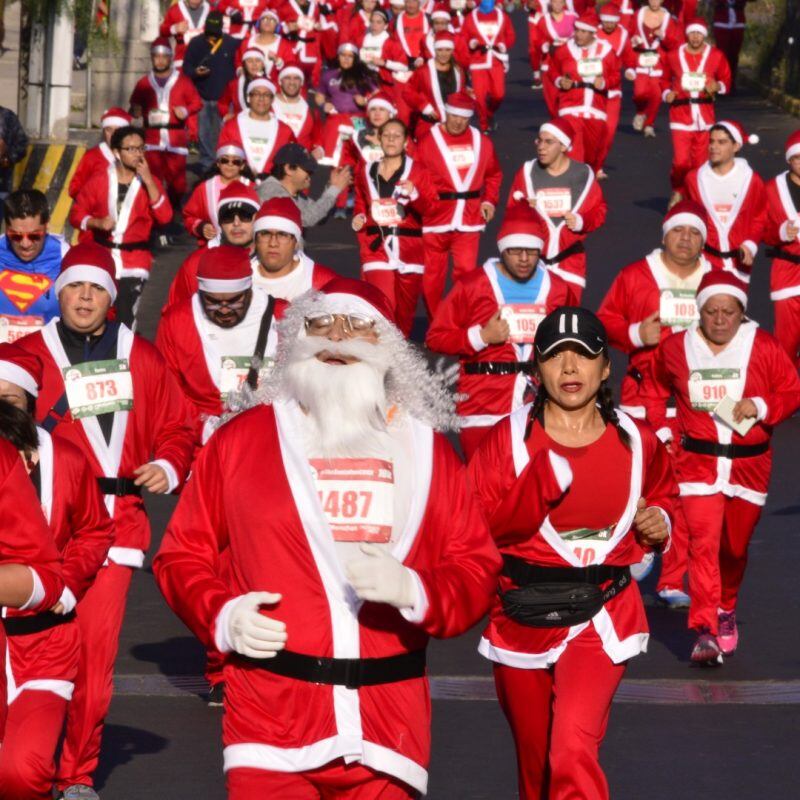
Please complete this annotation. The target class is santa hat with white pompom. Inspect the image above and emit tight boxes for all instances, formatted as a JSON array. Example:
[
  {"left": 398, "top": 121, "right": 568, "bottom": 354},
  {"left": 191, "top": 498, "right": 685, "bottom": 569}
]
[{"left": 713, "top": 120, "right": 760, "bottom": 146}]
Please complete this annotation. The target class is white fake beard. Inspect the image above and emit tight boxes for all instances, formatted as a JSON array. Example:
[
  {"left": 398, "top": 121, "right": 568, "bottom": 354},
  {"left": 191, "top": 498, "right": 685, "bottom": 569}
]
[{"left": 285, "top": 335, "right": 392, "bottom": 458}]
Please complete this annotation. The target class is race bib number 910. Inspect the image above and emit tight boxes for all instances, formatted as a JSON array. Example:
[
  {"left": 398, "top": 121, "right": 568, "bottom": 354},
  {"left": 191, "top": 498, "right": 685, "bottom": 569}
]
[
  {"left": 63, "top": 359, "right": 133, "bottom": 419},
  {"left": 688, "top": 368, "right": 741, "bottom": 412},
  {"left": 310, "top": 457, "right": 394, "bottom": 543}
]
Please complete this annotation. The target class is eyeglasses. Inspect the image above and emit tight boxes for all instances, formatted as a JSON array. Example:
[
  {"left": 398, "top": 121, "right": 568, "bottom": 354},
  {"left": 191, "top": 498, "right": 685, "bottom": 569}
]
[
  {"left": 535, "top": 137, "right": 559, "bottom": 147},
  {"left": 200, "top": 291, "right": 249, "bottom": 311},
  {"left": 256, "top": 230, "right": 294, "bottom": 242},
  {"left": 218, "top": 157, "right": 245, "bottom": 167},
  {"left": 305, "top": 314, "right": 376, "bottom": 336},
  {"left": 248, "top": 92, "right": 273, "bottom": 100},
  {"left": 119, "top": 145, "right": 146, "bottom": 153},
  {"left": 504, "top": 248, "right": 539, "bottom": 257},
  {"left": 6, "top": 228, "right": 45, "bottom": 243},
  {"left": 219, "top": 208, "right": 256, "bottom": 224}
]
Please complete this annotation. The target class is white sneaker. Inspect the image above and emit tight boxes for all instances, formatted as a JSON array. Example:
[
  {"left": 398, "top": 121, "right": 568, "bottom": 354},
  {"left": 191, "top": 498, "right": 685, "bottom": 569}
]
[
  {"left": 644, "top": 125, "right": 656, "bottom": 138},
  {"left": 658, "top": 588, "right": 691, "bottom": 609},
  {"left": 62, "top": 786, "right": 100, "bottom": 800},
  {"left": 630, "top": 552, "right": 655, "bottom": 582},
  {"left": 632, "top": 113, "right": 645, "bottom": 131}
]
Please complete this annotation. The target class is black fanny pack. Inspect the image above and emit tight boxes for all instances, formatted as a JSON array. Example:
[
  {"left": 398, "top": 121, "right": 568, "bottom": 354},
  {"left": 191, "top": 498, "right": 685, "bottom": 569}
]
[{"left": 499, "top": 554, "right": 631, "bottom": 628}]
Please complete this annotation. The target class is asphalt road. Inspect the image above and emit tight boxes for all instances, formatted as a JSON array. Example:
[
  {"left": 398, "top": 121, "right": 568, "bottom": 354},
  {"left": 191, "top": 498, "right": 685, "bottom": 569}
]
[{"left": 91, "top": 16, "right": 800, "bottom": 799}]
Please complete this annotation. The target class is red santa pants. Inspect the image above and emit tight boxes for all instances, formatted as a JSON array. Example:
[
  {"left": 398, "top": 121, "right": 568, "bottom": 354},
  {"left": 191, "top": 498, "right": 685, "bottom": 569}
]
[
  {"left": 682, "top": 493, "right": 762, "bottom": 633},
  {"left": 362, "top": 266, "right": 422, "bottom": 338},
  {"left": 493, "top": 627, "right": 625, "bottom": 800},
  {"left": 657, "top": 495, "right": 691, "bottom": 592},
  {"left": 0, "top": 690, "right": 68, "bottom": 799},
  {"left": 773, "top": 293, "right": 800, "bottom": 366},
  {"left": 145, "top": 149, "right": 188, "bottom": 205},
  {"left": 227, "top": 762, "right": 416, "bottom": 799},
  {"left": 528, "top": 22, "right": 542, "bottom": 73},
  {"left": 632, "top": 75, "right": 661, "bottom": 127},
  {"left": 542, "top": 71, "right": 559, "bottom": 117},
  {"left": 670, "top": 129, "right": 709, "bottom": 191},
  {"left": 563, "top": 115, "right": 607, "bottom": 174},
  {"left": 600, "top": 95, "right": 621, "bottom": 168},
  {"left": 713, "top": 26, "right": 745, "bottom": 89},
  {"left": 56, "top": 563, "right": 134, "bottom": 790},
  {"left": 422, "top": 230, "right": 481, "bottom": 318},
  {"left": 471, "top": 63, "right": 507, "bottom": 131}
]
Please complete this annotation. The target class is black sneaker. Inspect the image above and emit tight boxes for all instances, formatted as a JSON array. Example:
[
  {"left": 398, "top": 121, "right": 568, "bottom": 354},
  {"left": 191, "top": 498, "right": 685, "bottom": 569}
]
[
  {"left": 206, "top": 683, "right": 225, "bottom": 707},
  {"left": 690, "top": 628, "right": 723, "bottom": 667}
]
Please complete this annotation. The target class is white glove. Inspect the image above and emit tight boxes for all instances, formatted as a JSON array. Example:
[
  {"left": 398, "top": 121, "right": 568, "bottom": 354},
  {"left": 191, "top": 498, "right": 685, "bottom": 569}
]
[
  {"left": 220, "top": 591, "right": 287, "bottom": 659},
  {"left": 345, "top": 543, "right": 417, "bottom": 609}
]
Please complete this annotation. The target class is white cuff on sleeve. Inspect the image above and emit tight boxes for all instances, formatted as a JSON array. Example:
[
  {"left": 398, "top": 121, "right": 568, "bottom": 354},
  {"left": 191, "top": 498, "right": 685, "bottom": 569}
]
[
  {"left": 742, "top": 239, "right": 757, "bottom": 258},
  {"left": 751, "top": 396, "right": 768, "bottom": 422},
  {"left": 547, "top": 450, "right": 573, "bottom": 493},
  {"left": 717, "top": 82, "right": 727, "bottom": 95},
  {"left": 467, "top": 324, "right": 488, "bottom": 352},
  {"left": 652, "top": 506, "right": 672, "bottom": 553},
  {"left": 19, "top": 567, "right": 45, "bottom": 611},
  {"left": 656, "top": 426, "right": 673, "bottom": 443},
  {"left": 57, "top": 586, "right": 78, "bottom": 614},
  {"left": 214, "top": 596, "right": 240, "bottom": 653},
  {"left": 779, "top": 219, "right": 799, "bottom": 243},
  {"left": 661, "top": 89, "right": 671, "bottom": 101},
  {"left": 80, "top": 215, "right": 92, "bottom": 231},
  {"left": 629, "top": 322, "right": 645, "bottom": 349},
  {"left": 150, "top": 459, "right": 180, "bottom": 493},
  {"left": 399, "top": 568, "right": 429, "bottom": 624},
  {"left": 571, "top": 212, "right": 584, "bottom": 232}
]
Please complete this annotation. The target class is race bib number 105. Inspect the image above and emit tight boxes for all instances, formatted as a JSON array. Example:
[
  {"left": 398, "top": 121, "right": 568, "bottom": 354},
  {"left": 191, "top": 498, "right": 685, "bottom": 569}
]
[{"left": 63, "top": 359, "right": 133, "bottom": 419}]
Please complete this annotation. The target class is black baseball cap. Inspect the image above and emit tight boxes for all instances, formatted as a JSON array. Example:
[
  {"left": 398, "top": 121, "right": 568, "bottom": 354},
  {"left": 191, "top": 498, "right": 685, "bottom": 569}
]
[
  {"left": 205, "top": 10, "right": 224, "bottom": 36},
  {"left": 274, "top": 143, "right": 318, "bottom": 174},
  {"left": 534, "top": 307, "right": 608, "bottom": 357}
]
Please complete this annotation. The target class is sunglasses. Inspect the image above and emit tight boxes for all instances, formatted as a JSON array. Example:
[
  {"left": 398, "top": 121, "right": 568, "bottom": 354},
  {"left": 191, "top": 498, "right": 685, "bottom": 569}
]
[
  {"left": 7, "top": 228, "right": 46, "bottom": 243},
  {"left": 218, "top": 207, "right": 257, "bottom": 224},
  {"left": 200, "top": 291, "right": 249, "bottom": 311},
  {"left": 218, "top": 158, "right": 245, "bottom": 167}
]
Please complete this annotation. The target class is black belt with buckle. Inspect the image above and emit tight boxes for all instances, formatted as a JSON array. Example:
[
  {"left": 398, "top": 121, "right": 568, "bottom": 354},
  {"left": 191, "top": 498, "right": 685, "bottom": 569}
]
[
  {"left": 96, "top": 239, "right": 150, "bottom": 252},
  {"left": 97, "top": 477, "right": 142, "bottom": 497},
  {"left": 681, "top": 435, "right": 769, "bottom": 459},
  {"left": 671, "top": 97, "right": 713, "bottom": 107},
  {"left": 438, "top": 190, "right": 481, "bottom": 201},
  {"left": 3, "top": 610, "right": 77, "bottom": 636},
  {"left": 541, "top": 241, "right": 585, "bottom": 265},
  {"left": 464, "top": 361, "right": 535, "bottom": 375},
  {"left": 766, "top": 246, "right": 800, "bottom": 265},
  {"left": 704, "top": 244, "right": 740, "bottom": 259}
]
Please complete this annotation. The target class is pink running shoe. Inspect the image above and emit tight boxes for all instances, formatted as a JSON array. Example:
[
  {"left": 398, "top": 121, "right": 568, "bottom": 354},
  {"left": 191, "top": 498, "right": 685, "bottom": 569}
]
[
  {"left": 690, "top": 628, "right": 723, "bottom": 666},
  {"left": 717, "top": 609, "right": 739, "bottom": 656}
]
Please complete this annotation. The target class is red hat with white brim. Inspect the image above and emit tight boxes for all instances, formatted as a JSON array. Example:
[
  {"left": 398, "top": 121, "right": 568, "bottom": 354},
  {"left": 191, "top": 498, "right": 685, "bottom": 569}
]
[
  {"left": 540, "top": 117, "right": 575, "bottom": 149},
  {"left": 497, "top": 204, "right": 545, "bottom": 252},
  {"left": 785, "top": 130, "right": 800, "bottom": 162},
  {"left": 258, "top": 9, "right": 280, "bottom": 23},
  {"left": 318, "top": 276, "right": 395, "bottom": 326},
  {"left": 431, "top": 5, "right": 451, "bottom": 20},
  {"left": 715, "top": 119, "right": 760, "bottom": 146},
  {"left": 217, "top": 180, "right": 260, "bottom": 213},
  {"left": 248, "top": 77, "right": 276, "bottom": 95},
  {"left": 599, "top": 3, "right": 621, "bottom": 21},
  {"left": 242, "top": 48, "right": 267, "bottom": 63},
  {"left": 55, "top": 242, "right": 118, "bottom": 303},
  {"left": 575, "top": 11, "right": 599, "bottom": 31},
  {"left": 367, "top": 91, "right": 397, "bottom": 115},
  {"left": 151, "top": 37, "right": 173, "bottom": 55},
  {"left": 254, "top": 197, "right": 303, "bottom": 240},
  {"left": 434, "top": 31, "right": 456, "bottom": 49},
  {"left": 216, "top": 142, "right": 246, "bottom": 159},
  {"left": 445, "top": 91, "right": 475, "bottom": 118},
  {"left": 338, "top": 42, "right": 359, "bottom": 55},
  {"left": 662, "top": 199, "right": 708, "bottom": 241},
  {"left": 279, "top": 65, "right": 305, "bottom": 83},
  {"left": 695, "top": 270, "right": 749, "bottom": 311},
  {"left": 685, "top": 17, "right": 709, "bottom": 36},
  {"left": 0, "top": 343, "right": 42, "bottom": 397},
  {"left": 197, "top": 245, "right": 253, "bottom": 294},
  {"left": 101, "top": 107, "right": 132, "bottom": 129}
]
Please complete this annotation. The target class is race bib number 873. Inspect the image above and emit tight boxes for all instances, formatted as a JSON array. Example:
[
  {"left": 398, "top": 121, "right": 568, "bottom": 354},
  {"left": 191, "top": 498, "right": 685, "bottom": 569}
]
[{"left": 63, "top": 359, "right": 133, "bottom": 419}]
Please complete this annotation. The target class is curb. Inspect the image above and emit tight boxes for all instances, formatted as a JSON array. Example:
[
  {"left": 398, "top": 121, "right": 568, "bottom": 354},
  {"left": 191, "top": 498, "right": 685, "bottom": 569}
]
[{"left": 741, "top": 74, "right": 800, "bottom": 118}]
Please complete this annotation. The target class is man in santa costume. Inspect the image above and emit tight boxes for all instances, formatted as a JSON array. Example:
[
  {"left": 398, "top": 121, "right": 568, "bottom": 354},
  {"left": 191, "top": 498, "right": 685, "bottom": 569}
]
[
  {"left": 16, "top": 242, "right": 194, "bottom": 798},
  {"left": 352, "top": 118, "right": 437, "bottom": 336},
  {"left": 506, "top": 118, "right": 607, "bottom": 303},
  {"left": 157, "top": 245, "right": 280, "bottom": 446},
  {"left": 167, "top": 181, "right": 261, "bottom": 311},
  {"left": 391, "top": 0, "right": 430, "bottom": 70},
  {"left": 0, "top": 345, "right": 113, "bottom": 800},
  {"left": 159, "top": 0, "right": 211, "bottom": 67},
  {"left": 645, "top": 271, "right": 800, "bottom": 665},
  {"left": 426, "top": 204, "right": 571, "bottom": 459},
  {"left": 711, "top": 0, "right": 752, "bottom": 92},
  {"left": 458, "top": 0, "right": 515, "bottom": 134},
  {"left": 277, "top": 0, "right": 324, "bottom": 85},
  {"left": 595, "top": 3, "right": 629, "bottom": 168},
  {"left": 682, "top": 120, "right": 766, "bottom": 282},
  {"left": 415, "top": 91, "right": 502, "bottom": 317},
  {"left": 273, "top": 65, "right": 324, "bottom": 154},
  {"left": 129, "top": 38, "right": 203, "bottom": 208},
  {"left": 598, "top": 200, "right": 711, "bottom": 607},
  {"left": 69, "top": 125, "right": 173, "bottom": 328},
  {"left": 402, "top": 31, "right": 465, "bottom": 140},
  {"left": 550, "top": 10, "right": 621, "bottom": 176},
  {"left": 764, "top": 130, "right": 800, "bottom": 365},
  {"left": 154, "top": 276, "right": 501, "bottom": 798},
  {"left": 218, "top": 77, "right": 296, "bottom": 182},
  {"left": 661, "top": 18, "right": 731, "bottom": 201},
  {"left": 68, "top": 107, "right": 132, "bottom": 200}
]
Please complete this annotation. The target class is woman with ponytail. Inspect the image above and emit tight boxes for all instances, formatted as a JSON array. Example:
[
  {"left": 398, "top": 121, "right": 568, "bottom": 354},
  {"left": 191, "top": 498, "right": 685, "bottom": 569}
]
[{"left": 468, "top": 306, "right": 677, "bottom": 800}]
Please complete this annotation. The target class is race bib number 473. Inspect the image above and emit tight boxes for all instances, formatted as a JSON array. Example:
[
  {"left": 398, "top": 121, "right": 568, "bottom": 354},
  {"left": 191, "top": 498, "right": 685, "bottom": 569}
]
[
  {"left": 310, "top": 457, "right": 394, "bottom": 543},
  {"left": 63, "top": 359, "right": 133, "bottom": 419}
]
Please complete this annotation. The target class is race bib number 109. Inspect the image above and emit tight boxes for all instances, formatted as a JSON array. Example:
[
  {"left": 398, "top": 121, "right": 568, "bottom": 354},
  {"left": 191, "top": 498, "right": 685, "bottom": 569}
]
[{"left": 63, "top": 359, "right": 133, "bottom": 419}]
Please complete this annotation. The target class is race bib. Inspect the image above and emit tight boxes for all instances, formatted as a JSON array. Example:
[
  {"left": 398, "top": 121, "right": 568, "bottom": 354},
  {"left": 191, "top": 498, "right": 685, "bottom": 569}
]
[
  {"left": 450, "top": 0, "right": 466, "bottom": 8},
  {"left": 360, "top": 46, "right": 381, "bottom": 64},
  {"left": 371, "top": 198, "right": 403, "bottom": 226},
  {"left": 477, "top": 22, "right": 499, "bottom": 40},
  {"left": 280, "top": 111, "right": 305, "bottom": 136},
  {"left": 297, "top": 14, "right": 315, "bottom": 31},
  {"left": 219, "top": 355, "right": 275, "bottom": 400},
  {"left": 659, "top": 289, "right": 699, "bottom": 329},
  {"left": 535, "top": 187, "right": 572, "bottom": 217},
  {"left": 501, "top": 303, "right": 547, "bottom": 344},
  {"left": 392, "top": 69, "right": 412, "bottom": 84},
  {"left": 713, "top": 202, "right": 733, "bottom": 227},
  {"left": 559, "top": 525, "right": 615, "bottom": 565},
  {"left": 688, "top": 368, "right": 741, "bottom": 412},
  {"left": 681, "top": 71, "right": 706, "bottom": 93},
  {"left": 63, "top": 359, "right": 133, "bottom": 419},
  {"left": 577, "top": 58, "right": 602, "bottom": 78},
  {"left": 448, "top": 144, "right": 475, "bottom": 168},
  {"left": 0, "top": 313, "right": 44, "bottom": 344},
  {"left": 148, "top": 109, "right": 170, "bottom": 127},
  {"left": 637, "top": 50, "right": 659, "bottom": 69},
  {"left": 310, "top": 457, "right": 394, "bottom": 543},
  {"left": 361, "top": 144, "right": 384, "bottom": 163}
]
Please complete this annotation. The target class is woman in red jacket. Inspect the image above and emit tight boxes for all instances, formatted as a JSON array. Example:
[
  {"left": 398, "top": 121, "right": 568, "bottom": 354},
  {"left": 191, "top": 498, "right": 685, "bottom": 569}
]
[{"left": 469, "top": 306, "right": 676, "bottom": 800}]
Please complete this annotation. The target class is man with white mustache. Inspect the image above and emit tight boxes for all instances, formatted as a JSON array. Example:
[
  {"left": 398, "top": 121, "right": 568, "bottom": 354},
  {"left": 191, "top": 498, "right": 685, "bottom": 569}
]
[{"left": 154, "top": 277, "right": 501, "bottom": 799}]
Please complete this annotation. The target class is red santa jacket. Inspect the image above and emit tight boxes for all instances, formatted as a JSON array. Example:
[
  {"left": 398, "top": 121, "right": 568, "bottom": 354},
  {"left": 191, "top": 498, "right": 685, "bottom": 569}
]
[
  {"left": 764, "top": 172, "right": 800, "bottom": 302},
  {"left": 6, "top": 429, "right": 113, "bottom": 695},
  {"left": 69, "top": 164, "right": 173, "bottom": 278},
  {"left": 353, "top": 156, "right": 437, "bottom": 273},
  {"left": 536, "top": 12, "right": 577, "bottom": 78},
  {"left": 469, "top": 405, "right": 676, "bottom": 667},
  {"left": 218, "top": 75, "right": 253, "bottom": 120},
  {"left": 222, "top": 0, "right": 270, "bottom": 38},
  {"left": 391, "top": 11, "right": 430, "bottom": 61},
  {"left": 182, "top": 175, "right": 255, "bottom": 245},
  {"left": 645, "top": 323, "right": 800, "bottom": 504},
  {"left": 218, "top": 111, "right": 296, "bottom": 180},
  {"left": 660, "top": 44, "right": 731, "bottom": 132},
  {"left": 159, "top": 0, "right": 212, "bottom": 66},
  {"left": 129, "top": 70, "right": 203, "bottom": 154},
  {"left": 459, "top": 8, "right": 515, "bottom": 72},
  {"left": 506, "top": 158, "right": 607, "bottom": 290},
  {"left": 402, "top": 61, "right": 465, "bottom": 133},
  {"left": 19, "top": 320, "right": 195, "bottom": 566},
  {"left": 273, "top": 94, "right": 323, "bottom": 151},
  {"left": 597, "top": 249, "right": 711, "bottom": 419},
  {"left": 551, "top": 37, "right": 620, "bottom": 120},
  {"left": 683, "top": 159, "right": 767, "bottom": 280},
  {"left": 277, "top": 0, "right": 323, "bottom": 77},
  {"left": 713, "top": 0, "right": 748, "bottom": 29},
  {"left": 154, "top": 401, "right": 501, "bottom": 793},
  {"left": 426, "top": 259, "right": 571, "bottom": 427},
  {"left": 68, "top": 142, "right": 115, "bottom": 199},
  {"left": 628, "top": 6, "right": 682, "bottom": 80},
  {"left": 597, "top": 25, "right": 631, "bottom": 102},
  {"left": 235, "top": 33, "right": 299, "bottom": 72},
  {"left": 415, "top": 123, "right": 502, "bottom": 233}
]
